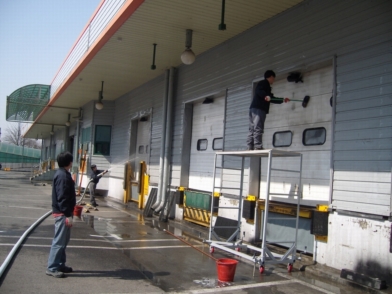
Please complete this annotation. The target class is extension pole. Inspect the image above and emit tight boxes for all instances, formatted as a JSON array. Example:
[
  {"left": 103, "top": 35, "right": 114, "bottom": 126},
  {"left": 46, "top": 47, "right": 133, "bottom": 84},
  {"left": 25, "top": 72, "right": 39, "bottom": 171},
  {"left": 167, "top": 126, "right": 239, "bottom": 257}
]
[
  {"left": 270, "top": 97, "right": 303, "bottom": 102},
  {"left": 163, "top": 229, "right": 217, "bottom": 261}
]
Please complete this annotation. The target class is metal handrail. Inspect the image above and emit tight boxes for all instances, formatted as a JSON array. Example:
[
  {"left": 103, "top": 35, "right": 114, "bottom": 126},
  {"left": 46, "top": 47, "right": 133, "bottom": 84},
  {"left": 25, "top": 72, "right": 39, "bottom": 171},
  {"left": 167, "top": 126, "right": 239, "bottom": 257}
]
[{"left": 50, "top": 0, "right": 127, "bottom": 97}]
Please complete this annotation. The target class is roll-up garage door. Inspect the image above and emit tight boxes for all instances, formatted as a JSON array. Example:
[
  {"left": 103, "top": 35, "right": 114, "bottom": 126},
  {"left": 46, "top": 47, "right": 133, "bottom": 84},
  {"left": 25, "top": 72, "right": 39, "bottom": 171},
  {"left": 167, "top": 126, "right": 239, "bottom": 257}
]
[{"left": 189, "top": 96, "right": 225, "bottom": 191}]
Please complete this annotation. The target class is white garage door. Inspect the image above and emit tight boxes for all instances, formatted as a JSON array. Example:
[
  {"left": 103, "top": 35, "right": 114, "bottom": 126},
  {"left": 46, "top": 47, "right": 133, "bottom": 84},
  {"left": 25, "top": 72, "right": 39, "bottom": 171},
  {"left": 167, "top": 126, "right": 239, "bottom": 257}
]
[
  {"left": 261, "top": 65, "right": 333, "bottom": 203},
  {"left": 189, "top": 96, "right": 225, "bottom": 191}
]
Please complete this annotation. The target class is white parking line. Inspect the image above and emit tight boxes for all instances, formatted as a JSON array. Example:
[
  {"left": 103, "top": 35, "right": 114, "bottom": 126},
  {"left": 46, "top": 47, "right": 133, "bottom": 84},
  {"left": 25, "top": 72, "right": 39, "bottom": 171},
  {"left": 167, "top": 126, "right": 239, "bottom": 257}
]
[
  {"left": 183, "top": 280, "right": 295, "bottom": 293},
  {"left": 276, "top": 272, "right": 335, "bottom": 294},
  {"left": 0, "top": 235, "right": 181, "bottom": 243},
  {"left": 0, "top": 244, "right": 196, "bottom": 250}
]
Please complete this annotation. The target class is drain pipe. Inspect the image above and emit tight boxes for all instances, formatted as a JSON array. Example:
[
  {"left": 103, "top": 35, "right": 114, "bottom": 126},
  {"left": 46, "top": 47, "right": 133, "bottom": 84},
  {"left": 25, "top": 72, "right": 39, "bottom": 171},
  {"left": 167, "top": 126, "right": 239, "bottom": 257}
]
[
  {"left": 155, "top": 67, "right": 175, "bottom": 212},
  {"left": 73, "top": 108, "right": 82, "bottom": 187},
  {"left": 152, "top": 69, "right": 170, "bottom": 209}
]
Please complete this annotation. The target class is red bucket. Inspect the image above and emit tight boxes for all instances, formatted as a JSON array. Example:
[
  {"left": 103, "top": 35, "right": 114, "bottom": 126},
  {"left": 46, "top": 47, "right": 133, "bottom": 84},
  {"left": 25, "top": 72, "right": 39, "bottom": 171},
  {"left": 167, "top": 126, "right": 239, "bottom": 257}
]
[
  {"left": 73, "top": 205, "right": 83, "bottom": 218},
  {"left": 216, "top": 258, "right": 238, "bottom": 282}
]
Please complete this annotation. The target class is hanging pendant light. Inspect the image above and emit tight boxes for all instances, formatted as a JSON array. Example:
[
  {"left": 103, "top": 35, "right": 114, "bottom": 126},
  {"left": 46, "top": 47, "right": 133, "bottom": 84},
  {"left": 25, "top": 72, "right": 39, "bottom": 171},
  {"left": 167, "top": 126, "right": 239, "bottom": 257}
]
[
  {"left": 151, "top": 43, "right": 157, "bottom": 70},
  {"left": 95, "top": 81, "right": 104, "bottom": 110},
  {"left": 181, "top": 29, "right": 196, "bottom": 65},
  {"left": 218, "top": 0, "right": 227, "bottom": 30},
  {"left": 65, "top": 113, "right": 71, "bottom": 126}
]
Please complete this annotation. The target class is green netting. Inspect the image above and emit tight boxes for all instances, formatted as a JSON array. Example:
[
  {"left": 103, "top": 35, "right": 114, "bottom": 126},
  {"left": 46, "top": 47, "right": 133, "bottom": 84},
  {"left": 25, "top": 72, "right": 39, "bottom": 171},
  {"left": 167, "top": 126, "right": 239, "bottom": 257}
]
[
  {"left": 6, "top": 84, "right": 50, "bottom": 122},
  {"left": 0, "top": 142, "right": 41, "bottom": 163}
]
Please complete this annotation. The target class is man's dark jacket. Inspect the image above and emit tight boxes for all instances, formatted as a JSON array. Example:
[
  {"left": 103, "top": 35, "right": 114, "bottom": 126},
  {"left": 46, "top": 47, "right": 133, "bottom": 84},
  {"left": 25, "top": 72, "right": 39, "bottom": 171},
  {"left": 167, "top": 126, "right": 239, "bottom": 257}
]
[
  {"left": 90, "top": 169, "right": 104, "bottom": 184},
  {"left": 250, "top": 79, "right": 283, "bottom": 114},
  {"left": 51, "top": 167, "right": 76, "bottom": 217}
]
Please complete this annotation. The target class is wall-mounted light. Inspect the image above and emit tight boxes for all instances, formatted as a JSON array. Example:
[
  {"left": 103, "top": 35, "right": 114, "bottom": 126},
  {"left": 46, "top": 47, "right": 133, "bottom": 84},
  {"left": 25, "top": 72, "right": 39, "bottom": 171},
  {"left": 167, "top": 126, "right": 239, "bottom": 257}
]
[
  {"left": 151, "top": 43, "right": 157, "bottom": 70},
  {"left": 202, "top": 97, "right": 214, "bottom": 104},
  {"left": 287, "top": 72, "right": 303, "bottom": 83},
  {"left": 181, "top": 29, "right": 196, "bottom": 65},
  {"left": 95, "top": 81, "right": 104, "bottom": 110}
]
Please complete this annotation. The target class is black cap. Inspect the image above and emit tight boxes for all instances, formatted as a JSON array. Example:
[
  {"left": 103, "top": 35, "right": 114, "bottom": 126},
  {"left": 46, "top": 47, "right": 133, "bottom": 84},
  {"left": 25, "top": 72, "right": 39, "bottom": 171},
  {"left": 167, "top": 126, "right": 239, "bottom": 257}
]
[{"left": 91, "top": 164, "right": 97, "bottom": 169}]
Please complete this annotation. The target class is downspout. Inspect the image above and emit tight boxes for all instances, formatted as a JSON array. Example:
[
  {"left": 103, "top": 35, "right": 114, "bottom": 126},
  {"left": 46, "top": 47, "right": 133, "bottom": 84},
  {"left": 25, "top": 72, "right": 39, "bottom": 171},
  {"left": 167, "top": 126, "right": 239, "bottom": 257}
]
[
  {"left": 152, "top": 69, "right": 170, "bottom": 209},
  {"left": 156, "top": 67, "right": 175, "bottom": 212},
  {"left": 329, "top": 55, "right": 337, "bottom": 205},
  {"left": 49, "top": 125, "right": 54, "bottom": 162},
  {"left": 73, "top": 108, "right": 82, "bottom": 186}
]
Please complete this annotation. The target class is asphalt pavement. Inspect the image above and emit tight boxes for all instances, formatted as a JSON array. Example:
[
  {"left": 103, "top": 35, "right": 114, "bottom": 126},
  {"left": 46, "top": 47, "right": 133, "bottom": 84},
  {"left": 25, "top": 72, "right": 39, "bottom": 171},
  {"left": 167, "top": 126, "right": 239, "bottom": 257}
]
[{"left": 0, "top": 169, "right": 390, "bottom": 293}]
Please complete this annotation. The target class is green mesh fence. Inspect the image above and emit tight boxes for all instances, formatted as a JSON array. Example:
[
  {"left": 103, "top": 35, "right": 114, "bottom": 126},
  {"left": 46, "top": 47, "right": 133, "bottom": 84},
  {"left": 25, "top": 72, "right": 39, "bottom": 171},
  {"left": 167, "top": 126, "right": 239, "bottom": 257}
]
[{"left": 0, "top": 143, "right": 41, "bottom": 163}]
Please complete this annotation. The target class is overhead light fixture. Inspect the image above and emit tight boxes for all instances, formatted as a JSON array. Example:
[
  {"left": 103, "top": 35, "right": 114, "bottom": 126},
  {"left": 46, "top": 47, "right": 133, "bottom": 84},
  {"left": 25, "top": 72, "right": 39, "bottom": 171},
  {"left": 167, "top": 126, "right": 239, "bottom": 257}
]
[
  {"left": 181, "top": 29, "right": 196, "bottom": 65},
  {"left": 151, "top": 43, "right": 157, "bottom": 70},
  {"left": 96, "top": 81, "right": 104, "bottom": 110},
  {"left": 65, "top": 114, "right": 71, "bottom": 126},
  {"left": 50, "top": 125, "right": 54, "bottom": 136},
  {"left": 218, "top": 0, "right": 227, "bottom": 30}
]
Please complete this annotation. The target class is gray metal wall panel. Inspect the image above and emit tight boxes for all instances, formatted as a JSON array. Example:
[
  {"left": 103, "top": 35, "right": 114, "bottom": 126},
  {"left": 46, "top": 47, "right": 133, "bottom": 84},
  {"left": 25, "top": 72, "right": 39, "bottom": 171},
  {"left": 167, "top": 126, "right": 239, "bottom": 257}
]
[
  {"left": 171, "top": 0, "right": 392, "bottom": 215},
  {"left": 333, "top": 38, "right": 392, "bottom": 215},
  {"left": 82, "top": 101, "right": 94, "bottom": 128},
  {"left": 176, "top": 1, "right": 391, "bottom": 102},
  {"left": 110, "top": 75, "right": 164, "bottom": 184},
  {"left": 111, "top": 95, "right": 131, "bottom": 168},
  {"left": 93, "top": 101, "right": 115, "bottom": 126},
  {"left": 101, "top": 0, "right": 391, "bottom": 214}
]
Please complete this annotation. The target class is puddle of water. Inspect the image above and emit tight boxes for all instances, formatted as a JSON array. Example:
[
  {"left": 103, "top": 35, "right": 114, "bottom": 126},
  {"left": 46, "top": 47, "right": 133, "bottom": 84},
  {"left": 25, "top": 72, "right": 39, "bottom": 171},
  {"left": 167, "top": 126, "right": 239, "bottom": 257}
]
[{"left": 193, "top": 277, "right": 234, "bottom": 288}]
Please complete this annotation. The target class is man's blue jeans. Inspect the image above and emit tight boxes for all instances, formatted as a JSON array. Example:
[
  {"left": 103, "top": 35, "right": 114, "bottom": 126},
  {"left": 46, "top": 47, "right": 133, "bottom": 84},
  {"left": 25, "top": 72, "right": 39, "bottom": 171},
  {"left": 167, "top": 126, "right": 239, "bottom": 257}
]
[
  {"left": 47, "top": 215, "right": 71, "bottom": 271},
  {"left": 247, "top": 108, "right": 267, "bottom": 149}
]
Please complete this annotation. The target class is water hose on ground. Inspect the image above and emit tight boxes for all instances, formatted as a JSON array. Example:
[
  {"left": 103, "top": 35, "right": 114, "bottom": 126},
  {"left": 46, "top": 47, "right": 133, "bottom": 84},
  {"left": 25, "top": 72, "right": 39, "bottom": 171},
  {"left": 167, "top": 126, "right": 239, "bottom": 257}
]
[{"left": 0, "top": 210, "right": 52, "bottom": 279}]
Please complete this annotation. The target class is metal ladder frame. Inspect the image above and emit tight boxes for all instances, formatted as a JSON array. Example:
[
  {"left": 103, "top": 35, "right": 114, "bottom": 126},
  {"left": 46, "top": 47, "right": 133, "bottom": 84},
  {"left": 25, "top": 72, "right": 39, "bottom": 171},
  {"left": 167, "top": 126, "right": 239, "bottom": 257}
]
[{"left": 205, "top": 149, "right": 303, "bottom": 271}]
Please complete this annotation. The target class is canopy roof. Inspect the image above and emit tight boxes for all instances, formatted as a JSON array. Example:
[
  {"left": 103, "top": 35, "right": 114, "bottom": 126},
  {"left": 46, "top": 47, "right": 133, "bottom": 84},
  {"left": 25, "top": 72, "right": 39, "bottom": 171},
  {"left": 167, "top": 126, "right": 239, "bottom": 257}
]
[
  {"left": 6, "top": 84, "right": 50, "bottom": 122},
  {"left": 21, "top": 0, "right": 303, "bottom": 139}
]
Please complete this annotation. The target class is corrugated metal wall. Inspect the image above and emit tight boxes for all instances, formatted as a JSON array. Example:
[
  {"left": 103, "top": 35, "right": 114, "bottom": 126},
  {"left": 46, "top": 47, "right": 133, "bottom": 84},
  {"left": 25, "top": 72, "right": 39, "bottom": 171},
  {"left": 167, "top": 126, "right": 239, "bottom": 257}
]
[
  {"left": 82, "top": 101, "right": 94, "bottom": 128},
  {"left": 171, "top": 0, "right": 391, "bottom": 215},
  {"left": 104, "top": 0, "right": 391, "bottom": 214},
  {"left": 332, "top": 40, "right": 392, "bottom": 216},
  {"left": 89, "top": 100, "right": 115, "bottom": 170},
  {"left": 110, "top": 75, "right": 165, "bottom": 184}
]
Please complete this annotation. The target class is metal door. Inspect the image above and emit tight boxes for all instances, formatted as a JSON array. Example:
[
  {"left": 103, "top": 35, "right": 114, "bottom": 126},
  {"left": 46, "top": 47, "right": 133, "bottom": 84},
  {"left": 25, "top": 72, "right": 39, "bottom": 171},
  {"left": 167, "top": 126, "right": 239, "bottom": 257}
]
[{"left": 189, "top": 96, "right": 225, "bottom": 191}]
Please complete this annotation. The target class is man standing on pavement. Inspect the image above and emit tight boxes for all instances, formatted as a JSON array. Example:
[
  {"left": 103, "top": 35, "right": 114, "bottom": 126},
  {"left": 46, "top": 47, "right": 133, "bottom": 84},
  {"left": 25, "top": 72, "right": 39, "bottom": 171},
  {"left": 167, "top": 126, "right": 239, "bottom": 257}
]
[
  {"left": 46, "top": 151, "right": 76, "bottom": 278},
  {"left": 89, "top": 164, "right": 108, "bottom": 207},
  {"left": 247, "top": 70, "right": 290, "bottom": 150}
]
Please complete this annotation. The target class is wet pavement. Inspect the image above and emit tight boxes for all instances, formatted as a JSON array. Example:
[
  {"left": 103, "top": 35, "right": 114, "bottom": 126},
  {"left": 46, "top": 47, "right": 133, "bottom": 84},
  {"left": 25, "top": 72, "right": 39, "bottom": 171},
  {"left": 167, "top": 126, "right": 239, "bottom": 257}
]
[{"left": 1, "top": 169, "right": 391, "bottom": 293}]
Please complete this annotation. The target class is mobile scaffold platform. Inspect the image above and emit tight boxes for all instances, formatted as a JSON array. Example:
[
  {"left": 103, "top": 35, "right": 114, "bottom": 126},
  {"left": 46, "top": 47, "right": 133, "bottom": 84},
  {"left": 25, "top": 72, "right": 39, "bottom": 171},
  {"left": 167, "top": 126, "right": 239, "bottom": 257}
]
[{"left": 205, "top": 149, "right": 303, "bottom": 273}]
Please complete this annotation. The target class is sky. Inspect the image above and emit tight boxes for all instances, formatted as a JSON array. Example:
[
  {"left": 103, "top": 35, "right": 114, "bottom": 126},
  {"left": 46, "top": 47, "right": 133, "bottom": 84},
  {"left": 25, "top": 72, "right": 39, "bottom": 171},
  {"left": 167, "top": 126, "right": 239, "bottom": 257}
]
[{"left": 0, "top": 0, "right": 101, "bottom": 139}]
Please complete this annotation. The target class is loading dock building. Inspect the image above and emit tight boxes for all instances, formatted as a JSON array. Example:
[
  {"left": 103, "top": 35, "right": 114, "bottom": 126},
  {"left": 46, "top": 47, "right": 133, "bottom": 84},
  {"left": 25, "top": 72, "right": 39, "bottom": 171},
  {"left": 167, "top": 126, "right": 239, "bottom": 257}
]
[{"left": 7, "top": 0, "right": 392, "bottom": 285}]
